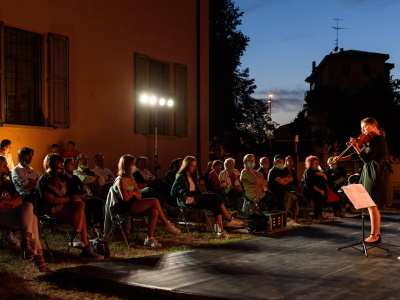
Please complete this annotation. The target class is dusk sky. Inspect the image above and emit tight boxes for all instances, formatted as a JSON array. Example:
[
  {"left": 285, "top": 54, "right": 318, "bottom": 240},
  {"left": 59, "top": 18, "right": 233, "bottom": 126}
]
[{"left": 233, "top": 0, "right": 400, "bottom": 125}]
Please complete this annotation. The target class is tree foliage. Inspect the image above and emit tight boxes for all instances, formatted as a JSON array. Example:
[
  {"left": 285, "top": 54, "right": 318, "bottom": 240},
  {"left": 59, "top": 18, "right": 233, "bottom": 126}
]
[{"left": 209, "top": 0, "right": 274, "bottom": 156}]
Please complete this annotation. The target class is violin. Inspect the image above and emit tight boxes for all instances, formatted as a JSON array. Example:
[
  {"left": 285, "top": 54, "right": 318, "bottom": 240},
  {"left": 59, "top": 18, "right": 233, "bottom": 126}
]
[
  {"left": 346, "top": 132, "right": 375, "bottom": 148},
  {"left": 328, "top": 132, "right": 376, "bottom": 165}
]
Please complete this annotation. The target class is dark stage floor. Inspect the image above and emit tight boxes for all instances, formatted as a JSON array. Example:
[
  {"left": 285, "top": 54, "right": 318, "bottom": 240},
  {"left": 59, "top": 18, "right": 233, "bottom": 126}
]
[{"left": 66, "top": 214, "right": 400, "bottom": 300}]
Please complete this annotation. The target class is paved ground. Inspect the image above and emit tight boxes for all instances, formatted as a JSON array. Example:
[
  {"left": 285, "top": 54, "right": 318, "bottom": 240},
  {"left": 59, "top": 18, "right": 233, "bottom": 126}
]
[{"left": 66, "top": 213, "right": 400, "bottom": 300}]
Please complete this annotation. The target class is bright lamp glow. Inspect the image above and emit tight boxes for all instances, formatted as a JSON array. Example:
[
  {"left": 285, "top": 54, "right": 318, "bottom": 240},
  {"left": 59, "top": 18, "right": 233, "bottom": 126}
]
[
  {"left": 159, "top": 98, "right": 166, "bottom": 106},
  {"left": 149, "top": 96, "right": 157, "bottom": 105},
  {"left": 167, "top": 99, "right": 174, "bottom": 107},
  {"left": 140, "top": 94, "right": 149, "bottom": 103}
]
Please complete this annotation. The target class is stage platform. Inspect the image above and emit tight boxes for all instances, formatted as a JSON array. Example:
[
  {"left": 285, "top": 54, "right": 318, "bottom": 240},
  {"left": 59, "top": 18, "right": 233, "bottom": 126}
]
[{"left": 66, "top": 213, "right": 400, "bottom": 299}]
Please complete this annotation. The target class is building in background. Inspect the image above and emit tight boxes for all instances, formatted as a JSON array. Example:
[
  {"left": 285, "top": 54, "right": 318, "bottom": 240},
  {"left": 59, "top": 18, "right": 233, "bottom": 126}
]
[{"left": 0, "top": 0, "right": 209, "bottom": 174}]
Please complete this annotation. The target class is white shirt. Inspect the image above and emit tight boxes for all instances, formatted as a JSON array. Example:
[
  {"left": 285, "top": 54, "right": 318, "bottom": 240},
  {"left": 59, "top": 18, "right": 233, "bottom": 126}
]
[
  {"left": 93, "top": 165, "right": 116, "bottom": 185},
  {"left": 11, "top": 163, "right": 40, "bottom": 194},
  {"left": 138, "top": 168, "right": 156, "bottom": 182}
]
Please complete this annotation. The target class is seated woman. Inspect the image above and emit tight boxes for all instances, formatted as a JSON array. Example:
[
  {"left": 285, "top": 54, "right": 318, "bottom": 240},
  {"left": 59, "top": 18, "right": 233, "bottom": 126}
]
[
  {"left": 64, "top": 157, "right": 104, "bottom": 237},
  {"left": 171, "top": 156, "right": 243, "bottom": 237},
  {"left": 113, "top": 155, "right": 180, "bottom": 248},
  {"left": 0, "top": 156, "right": 51, "bottom": 272},
  {"left": 36, "top": 153, "right": 104, "bottom": 260},
  {"left": 302, "top": 155, "right": 343, "bottom": 219},
  {"left": 165, "top": 158, "right": 183, "bottom": 186},
  {"left": 283, "top": 156, "right": 302, "bottom": 194},
  {"left": 240, "top": 154, "right": 275, "bottom": 212},
  {"left": 219, "top": 158, "right": 242, "bottom": 212},
  {"left": 208, "top": 160, "right": 223, "bottom": 193}
]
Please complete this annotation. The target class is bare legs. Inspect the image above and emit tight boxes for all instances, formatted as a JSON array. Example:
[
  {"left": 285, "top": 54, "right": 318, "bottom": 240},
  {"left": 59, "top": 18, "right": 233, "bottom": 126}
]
[
  {"left": 130, "top": 197, "right": 169, "bottom": 238},
  {"left": 364, "top": 206, "right": 381, "bottom": 243},
  {"left": 215, "top": 204, "right": 232, "bottom": 231}
]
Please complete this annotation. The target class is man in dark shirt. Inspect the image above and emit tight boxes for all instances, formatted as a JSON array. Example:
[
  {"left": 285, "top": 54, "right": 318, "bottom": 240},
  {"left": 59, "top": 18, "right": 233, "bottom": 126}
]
[{"left": 268, "top": 155, "right": 300, "bottom": 224}]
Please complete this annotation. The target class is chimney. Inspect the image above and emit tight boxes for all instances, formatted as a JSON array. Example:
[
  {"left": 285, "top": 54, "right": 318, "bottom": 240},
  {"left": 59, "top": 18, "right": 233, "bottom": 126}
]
[{"left": 312, "top": 61, "right": 316, "bottom": 71}]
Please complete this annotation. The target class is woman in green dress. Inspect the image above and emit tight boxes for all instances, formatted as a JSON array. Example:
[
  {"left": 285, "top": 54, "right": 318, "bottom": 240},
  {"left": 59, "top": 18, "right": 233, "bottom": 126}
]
[{"left": 333, "top": 117, "right": 391, "bottom": 244}]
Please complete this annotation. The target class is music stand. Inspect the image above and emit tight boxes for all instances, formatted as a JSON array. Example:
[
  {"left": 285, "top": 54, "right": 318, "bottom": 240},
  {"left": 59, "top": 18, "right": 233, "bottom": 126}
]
[{"left": 337, "top": 184, "right": 389, "bottom": 257}]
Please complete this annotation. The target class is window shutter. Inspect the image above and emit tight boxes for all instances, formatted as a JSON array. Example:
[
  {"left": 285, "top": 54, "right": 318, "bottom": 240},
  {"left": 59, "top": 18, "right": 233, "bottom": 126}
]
[
  {"left": 0, "top": 22, "right": 4, "bottom": 124},
  {"left": 174, "top": 63, "right": 188, "bottom": 137},
  {"left": 48, "top": 33, "right": 69, "bottom": 128},
  {"left": 134, "top": 53, "right": 149, "bottom": 134}
]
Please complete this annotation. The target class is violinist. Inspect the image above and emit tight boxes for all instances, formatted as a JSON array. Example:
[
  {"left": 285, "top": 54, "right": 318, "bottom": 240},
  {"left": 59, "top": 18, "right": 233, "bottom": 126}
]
[{"left": 332, "top": 117, "right": 391, "bottom": 244}]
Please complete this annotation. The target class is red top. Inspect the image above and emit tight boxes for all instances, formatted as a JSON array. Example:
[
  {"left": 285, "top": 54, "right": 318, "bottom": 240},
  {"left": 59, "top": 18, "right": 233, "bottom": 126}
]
[{"left": 209, "top": 170, "right": 221, "bottom": 191}]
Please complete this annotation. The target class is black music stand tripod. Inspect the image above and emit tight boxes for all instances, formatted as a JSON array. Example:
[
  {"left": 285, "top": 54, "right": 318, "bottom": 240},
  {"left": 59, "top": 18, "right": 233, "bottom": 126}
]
[{"left": 337, "top": 207, "right": 389, "bottom": 256}]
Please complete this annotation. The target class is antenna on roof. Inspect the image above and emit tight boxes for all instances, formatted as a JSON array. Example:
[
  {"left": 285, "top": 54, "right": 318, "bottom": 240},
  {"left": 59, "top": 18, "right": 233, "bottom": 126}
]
[{"left": 332, "top": 18, "right": 348, "bottom": 52}]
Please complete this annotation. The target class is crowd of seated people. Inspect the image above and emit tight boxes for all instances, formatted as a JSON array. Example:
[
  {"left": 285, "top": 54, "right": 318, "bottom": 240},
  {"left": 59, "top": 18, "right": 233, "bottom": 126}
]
[{"left": 1, "top": 137, "right": 361, "bottom": 271}]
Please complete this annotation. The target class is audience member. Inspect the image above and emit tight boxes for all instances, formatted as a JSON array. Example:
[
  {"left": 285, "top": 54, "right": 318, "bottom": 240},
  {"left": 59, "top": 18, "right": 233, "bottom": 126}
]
[
  {"left": 208, "top": 160, "right": 223, "bottom": 193},
  {"left": 0, "top": 156, "right": 51, "bottom": 272},
  {"left": 11, "top": 147, "right": 40, "bottom": 204},
  {"left": 36, "top": 153, "right": 103, "bottom": 260},
  {"left": 93, "top": 153, "right": 116, "bottom": 191},
  {"left": 257, "top": 157, "right": 270, "bottom": 180},
  {"left": 61, "top": 141, "right": 80, "bottom": 160},
  {"left": 112, "top": 154, "right": 180, "bottom": 247},
  {"left": 133, "top": 156, "right": 174, "bottom": 206},
  {"left": 284, "top": 155, "right": 302, "bottom": 193},
  {"left": 219, "top": 158, "right": 242, "bottom": 212},
  {"left": 65, "top": 157, "right": 104, "bottom": 237},
  {"left": 240, "top": 154, "right": 275, "bottom": 211},
  {"left": 324, "top": 158, "right": 347, "bottom": 192},
  {"left": 302, "top": 155, "right": 343, "bottom": 219},
  {"left": 268, "top": 154, "right": 300, "bottom": 223},
  {"left": 165, "top": 158, "right": 183, "bottom": 186},
  {"left": 50, "top": 144, "right": 59, "bottom": 154},
  {"left": 0, "top": 139, "right": 14, "bottom": 170},
  {"left": 74, "top": 153, "right": 105, "bottom": 199},
  {"left": 171, "top": 156, "right": 243, "bottom": 238}
]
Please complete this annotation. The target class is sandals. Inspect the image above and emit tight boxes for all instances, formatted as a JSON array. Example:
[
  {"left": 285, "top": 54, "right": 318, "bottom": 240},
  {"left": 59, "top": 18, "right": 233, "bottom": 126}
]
[
  {"left": 20, "top": 233, "right": 35, "bottom": 258},
  {"left": 32, "top": 253, "right": 52, "bottom": 272},
  {"left": 365, "top": 234, "right": 381, "bottom": 245}
]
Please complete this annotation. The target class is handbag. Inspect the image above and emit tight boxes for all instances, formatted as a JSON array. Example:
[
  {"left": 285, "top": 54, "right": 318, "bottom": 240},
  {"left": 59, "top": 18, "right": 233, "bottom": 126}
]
[{"left": 89, "top": 238, "right": 110, "bottom": 258}]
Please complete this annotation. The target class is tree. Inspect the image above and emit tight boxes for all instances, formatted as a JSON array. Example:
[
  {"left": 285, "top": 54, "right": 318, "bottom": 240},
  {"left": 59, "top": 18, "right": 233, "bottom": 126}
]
[{"left": 209, "top": 0, "right": 274, "bottom": 156}]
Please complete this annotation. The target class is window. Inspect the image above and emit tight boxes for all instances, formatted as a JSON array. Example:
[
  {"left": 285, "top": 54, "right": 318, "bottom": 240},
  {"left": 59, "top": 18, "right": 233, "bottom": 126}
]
[
  {"left": 0, "top": 22, "right": 69, "bottom": 127},
  {"left": 134, "top": 53, "right": 188, "bottom": 137},
  {"left": 4, "top": 26, "right": 43, "bottom": 125}
]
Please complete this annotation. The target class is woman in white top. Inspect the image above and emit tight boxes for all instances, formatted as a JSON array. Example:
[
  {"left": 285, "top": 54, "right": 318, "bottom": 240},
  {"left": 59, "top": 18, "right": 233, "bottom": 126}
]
[{"left": 219, "top": 158, "right": 242, "bottom": 211}]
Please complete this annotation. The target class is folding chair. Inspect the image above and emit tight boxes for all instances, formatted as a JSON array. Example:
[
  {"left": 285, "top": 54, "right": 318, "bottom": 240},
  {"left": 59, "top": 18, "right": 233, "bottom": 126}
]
[
  {"left": 103, "top": 188, "right": 147, "bottom": 249},
  {"left": 35, "top": 193, "right": 73, "bottom": 262},
  {"left": 176, "top": 198, "right": 215, "bottom": 236}
]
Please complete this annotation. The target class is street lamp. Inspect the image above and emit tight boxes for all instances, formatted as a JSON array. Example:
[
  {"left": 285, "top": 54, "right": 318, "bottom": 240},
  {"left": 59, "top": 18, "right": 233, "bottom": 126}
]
[
  {"left": 140, "top": 92, "right": 174, "bottom": 176},
  {"left": 268, "top": 93, "right": 273, "bottom": 119}
]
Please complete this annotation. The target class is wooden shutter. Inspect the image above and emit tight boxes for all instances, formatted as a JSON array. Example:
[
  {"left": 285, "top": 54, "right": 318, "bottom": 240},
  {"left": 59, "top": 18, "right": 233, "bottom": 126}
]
[
  {"left": 134, "top": 53, "right": 149, "bottom": 134},
  {"left": 48, "top": 33, "right": 69, "bottom": 128},
  {"left": 0, "top": 22, "right": 4, "bottom": 124},
  {"left": 174, "top": 63, "right": 188, "bottom": 137}
]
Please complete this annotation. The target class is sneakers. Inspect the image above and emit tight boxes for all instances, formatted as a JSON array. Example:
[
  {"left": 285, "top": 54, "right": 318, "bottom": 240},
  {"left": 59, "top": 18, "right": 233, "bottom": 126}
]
[
  {"left": 144, "top": 236, "right": 162, "bottom": 248},
  {"left": 69, "top": 233, "right": 85, "bottom": 248},
  {"left": 217, "top": 230, "right": 230, "bottom": 238},
  {"left": 162, "top": 223, "right": 181, "bottom": 235},
  {"left": 287, "top": 220, "right": 300, "bottom": 226},
  {"left": 81, "top": 247, "right": 104, "bottom": 261},
  {"left": 4, "top": 232, "right": 20, "bottom": 248},
  {"left": 224, "top": 217, "right": 243, "bottom": 227}
]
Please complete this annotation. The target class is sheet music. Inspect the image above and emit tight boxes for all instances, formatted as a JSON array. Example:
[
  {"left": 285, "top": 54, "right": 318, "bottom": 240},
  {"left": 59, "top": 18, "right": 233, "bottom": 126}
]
[{"left": 342, "top": 184, "right": 376, "bottom": 209}]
